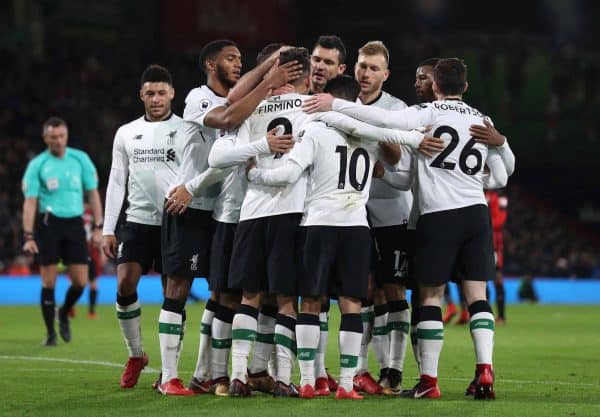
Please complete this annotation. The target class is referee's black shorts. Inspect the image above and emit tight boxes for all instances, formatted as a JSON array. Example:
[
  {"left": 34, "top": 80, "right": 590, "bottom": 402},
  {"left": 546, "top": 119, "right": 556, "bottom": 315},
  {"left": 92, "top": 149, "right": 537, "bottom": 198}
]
[{"left": 36, "top": 213, "right": 88, "bottom": 266}]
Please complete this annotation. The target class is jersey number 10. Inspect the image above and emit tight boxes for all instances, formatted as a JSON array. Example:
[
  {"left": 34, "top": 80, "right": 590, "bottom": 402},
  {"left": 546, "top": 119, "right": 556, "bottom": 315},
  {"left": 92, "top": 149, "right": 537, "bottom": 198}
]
[{"left": 335, "top": 145, "right": 370, "bottom": 191}]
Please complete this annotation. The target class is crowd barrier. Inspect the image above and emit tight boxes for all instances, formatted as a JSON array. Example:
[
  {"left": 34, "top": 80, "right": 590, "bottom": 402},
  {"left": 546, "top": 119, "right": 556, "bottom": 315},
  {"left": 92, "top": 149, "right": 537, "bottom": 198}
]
[{"left": 1, "top": 275, "right": 599, "bottom": 304}]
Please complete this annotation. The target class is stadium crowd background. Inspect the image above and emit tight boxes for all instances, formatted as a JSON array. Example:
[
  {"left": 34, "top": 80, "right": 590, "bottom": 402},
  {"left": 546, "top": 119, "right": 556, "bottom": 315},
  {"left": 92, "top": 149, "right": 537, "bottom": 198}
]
[{"left": 1, "top": 0, "right": 599, "bottom": 278}]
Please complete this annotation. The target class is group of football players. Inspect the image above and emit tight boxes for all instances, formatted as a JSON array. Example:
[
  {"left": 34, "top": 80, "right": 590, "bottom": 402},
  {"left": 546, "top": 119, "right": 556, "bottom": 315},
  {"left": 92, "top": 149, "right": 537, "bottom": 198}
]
[{"left": 101, "top": 34, "right": 514, "bottom": 400}]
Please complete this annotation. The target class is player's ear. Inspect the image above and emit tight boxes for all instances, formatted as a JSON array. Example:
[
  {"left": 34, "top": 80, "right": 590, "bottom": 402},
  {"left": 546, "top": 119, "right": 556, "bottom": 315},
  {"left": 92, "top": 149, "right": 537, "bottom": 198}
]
[
  {"left": 432, "top": 80, "right": 441, "bottom": 96},
  {"left": 139, "top": 88, "right": 144, "bottom": 103},
  {"left": 383, "top": 68, "right": 390, "bottom": 82},
  {"left": 338, "top": 63, "right": 346, "bottom": 75},
  {"left": 169, "top": 86, "right": 175, "bottom": 100},
  {"left": 462, "top": 81, "right": 469, "bottom": 94}
]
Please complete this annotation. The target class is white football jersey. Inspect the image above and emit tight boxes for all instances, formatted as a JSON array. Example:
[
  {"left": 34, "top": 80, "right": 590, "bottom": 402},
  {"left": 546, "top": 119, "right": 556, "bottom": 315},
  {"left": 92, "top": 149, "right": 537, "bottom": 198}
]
[
  {"left": 332, "top": 98, "right": 493, "bottom": 215},
  {"left": 238, "top": 93, "right": 312, "bottom": 221},
  {"left": 212, "top": 165, "right": 246, "bottom": 224},
  {"left": 104, "top": 114, "right": 184, "bottom": 234},
  {"left": 173, "top": 85, "right": 227, "bottom": 211},
  {"left": 411, "top": 100, "right": 492, "bottom": 214},
  {"left": 360, "top": 91, "right": 413, "bottom": 227},
  {"left": 289, "top": 121, "right": 378, "bottom": 227}
]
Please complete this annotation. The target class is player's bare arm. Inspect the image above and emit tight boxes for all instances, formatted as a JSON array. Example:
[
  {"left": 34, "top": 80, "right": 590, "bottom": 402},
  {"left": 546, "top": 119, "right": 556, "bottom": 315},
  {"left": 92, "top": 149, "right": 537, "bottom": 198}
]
[
  {"left": 227, "top": 46, "right": 294, "bottom": 103},
  {"left": 204, "top": 60, "right": 304, "bottom": 130}
]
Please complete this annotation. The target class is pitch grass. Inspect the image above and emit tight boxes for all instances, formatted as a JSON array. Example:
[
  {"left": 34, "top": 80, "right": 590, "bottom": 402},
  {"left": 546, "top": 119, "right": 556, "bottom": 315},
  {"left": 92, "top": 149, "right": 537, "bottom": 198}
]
[{"left": 1, "top": 304, "right": 599, "bottom": 417}]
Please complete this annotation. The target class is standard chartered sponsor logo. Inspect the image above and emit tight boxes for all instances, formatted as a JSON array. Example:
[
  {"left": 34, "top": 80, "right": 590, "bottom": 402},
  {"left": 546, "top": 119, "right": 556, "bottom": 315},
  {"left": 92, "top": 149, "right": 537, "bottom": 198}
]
[{"left": 132, "top": 148, "right": 176, "bottom": 163}]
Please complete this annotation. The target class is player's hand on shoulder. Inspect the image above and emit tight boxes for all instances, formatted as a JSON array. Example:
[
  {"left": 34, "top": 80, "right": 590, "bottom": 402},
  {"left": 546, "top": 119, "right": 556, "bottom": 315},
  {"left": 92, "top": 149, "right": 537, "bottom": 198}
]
[
  {"left": 302, "top": 94, "right": 334, "bottom": 114},
  {"left": 101, "top": 235, "right": 117, "bottom": 259},
  {"left": 470, "top": 118, "right": 506, "bottom": 146},
  {"left": 373, "top": 160, "right": 385, "bottom": 178},
  {"left": 418, "top": 135, "right": 445, "bottom": 157},
  {"left": 266, "top": 127, "right": 295, "bottom": 154},
  {"left": 165, "top": 184, "right": 192, "bottom": 215}
]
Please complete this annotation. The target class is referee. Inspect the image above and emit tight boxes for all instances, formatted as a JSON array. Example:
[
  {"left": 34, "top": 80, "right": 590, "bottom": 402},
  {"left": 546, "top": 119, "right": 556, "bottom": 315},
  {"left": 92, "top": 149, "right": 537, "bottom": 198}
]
[{"left": 21, "top": 117, "right": 104, "bottom": 346}]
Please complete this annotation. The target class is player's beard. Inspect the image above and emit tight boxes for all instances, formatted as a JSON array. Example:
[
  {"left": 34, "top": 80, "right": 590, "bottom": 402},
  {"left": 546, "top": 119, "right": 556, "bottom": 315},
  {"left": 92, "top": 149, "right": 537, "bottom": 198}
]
[{"left": 217, "top": 65, "right": 236, "bottom": 89}]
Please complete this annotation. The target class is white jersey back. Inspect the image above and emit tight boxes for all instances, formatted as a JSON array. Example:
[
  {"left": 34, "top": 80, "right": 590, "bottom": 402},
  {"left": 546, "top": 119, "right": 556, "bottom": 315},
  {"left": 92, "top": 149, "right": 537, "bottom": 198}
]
[
  {"left": 362, "top": 91, "right": 413, "bottom": 227},
  {"left": 239, "top": 93, "right": 311, "bottom": 221},
  {"left": 407, "top": 99, "right": 491, "bottom": 215},
  {"left": 289, "top": 121, "right": 378, "bottom": 227},
  {"left": 111, "top": 114, "right": 184, "bottom": 226},
  {"left": 175, "top": 85, "right": 227, "bottom": 210}
]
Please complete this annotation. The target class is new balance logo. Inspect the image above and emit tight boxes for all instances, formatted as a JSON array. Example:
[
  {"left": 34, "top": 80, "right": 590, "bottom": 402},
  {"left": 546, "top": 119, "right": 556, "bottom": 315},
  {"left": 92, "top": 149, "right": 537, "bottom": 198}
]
[
  {"left": 298, "top": 351, "right": 312, "bottom": 360},
  {"left": 133, "top": 134, "right": 143, "bottom": 140},
  {"left": 166, "top": 148, "right": 176, "bottom": 162}
]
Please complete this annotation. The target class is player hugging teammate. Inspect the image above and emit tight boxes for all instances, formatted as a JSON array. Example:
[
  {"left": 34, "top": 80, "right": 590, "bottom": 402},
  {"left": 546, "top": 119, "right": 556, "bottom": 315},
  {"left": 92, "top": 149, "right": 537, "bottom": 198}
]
[{"left": 96, "top": 37, "right": 515, "bottom": 400}]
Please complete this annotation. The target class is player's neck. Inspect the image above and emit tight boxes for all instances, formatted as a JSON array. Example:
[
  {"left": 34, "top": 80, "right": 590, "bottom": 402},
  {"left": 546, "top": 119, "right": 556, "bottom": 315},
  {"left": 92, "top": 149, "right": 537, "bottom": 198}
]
[
  {"left": 359, "top": 89, "right": 382, "bottom": 106},
  {"left": 206, "top": 79, "right": 229, "bottom": 98},
  {"left": 145, "top": 111, "right": 172, "bottom": 122},
  {"left": 435, "top": 93, "right": 462, "bottom": 101}
]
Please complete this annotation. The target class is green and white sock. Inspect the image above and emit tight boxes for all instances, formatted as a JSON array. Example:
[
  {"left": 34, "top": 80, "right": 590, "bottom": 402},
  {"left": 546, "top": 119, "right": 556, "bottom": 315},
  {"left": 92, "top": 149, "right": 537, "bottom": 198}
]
[
  {"left": 192, "top": 299, "right": 217, "bottom": 381},
  {"left": 372, "top": 304, "right": 390, "bottom": 371},
  {"left": 356, "top": 304, "right": 374, "bottom": 374},
  {"left": 116, "top": 293, "right": 143, "bottom": 358},
  {"left": 176, "top": 309, "right": 186, "bottom": 367},
  {"left": 159, "top": 299, "right": 184, "bottom": 384},
  {"left": 248, "top": 307, "right": 276, "bottom": 374},
  {"left": 231, "top": 305, "right": 259, "bottom": 383},
  {"left": 339, "top": 313, "right": 363, "bottom": 392},
  {"left": 274, "top": 314, "right": 297, "bottom": 385},
  {"left": 296, "top": 313, "right": 320, "bottom": 387},
  {"left": 417, "top": 306, "right": 444, "bottom": 378},
  {"left": 211, "top": 305, "right": 235, "bottom": 379},
  {"left": 388, "top": 300, "right": 410, "bottom": 372},
  {"left": 315, "top": 311, "right": 329, "bottom": 379},
  {"left": 469, "top": 301, "right": 495, "bottom": 364}
]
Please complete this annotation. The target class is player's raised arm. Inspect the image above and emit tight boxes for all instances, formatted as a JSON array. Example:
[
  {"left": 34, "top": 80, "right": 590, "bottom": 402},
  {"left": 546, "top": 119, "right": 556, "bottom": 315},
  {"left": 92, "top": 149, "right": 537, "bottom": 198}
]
[{"left": 204, "top": 59, "right": 304, "bottom": 130}]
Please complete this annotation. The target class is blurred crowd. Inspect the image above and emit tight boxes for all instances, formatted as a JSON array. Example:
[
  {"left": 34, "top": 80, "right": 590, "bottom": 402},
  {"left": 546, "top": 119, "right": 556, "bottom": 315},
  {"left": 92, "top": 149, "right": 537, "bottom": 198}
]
[{"left": 1, "top": 32, "right": 599, "bottom": 277}]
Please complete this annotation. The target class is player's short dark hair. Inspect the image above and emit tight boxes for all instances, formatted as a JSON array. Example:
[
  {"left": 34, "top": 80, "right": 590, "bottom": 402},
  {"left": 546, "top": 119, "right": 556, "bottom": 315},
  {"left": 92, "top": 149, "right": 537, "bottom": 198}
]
[
  {"left": 279, "top": 47, "right": 311, "bottom": 80},
  {"left": 324, "top": 75, "right": 361, "bottom": 101},
  {"left": 313, "top": 35, "right": 346, "bottom": 64},
  {"left": 418, "top": 57, "right": 441, "bottom": 68},
  {"left": 42, "top": 117, "right": 67, "bottom": 135},
  {"left": 198, "top": 39, "right": 238, "bottom": 74},
  {"left": 140, "top": 64, "right": 173, "bottom": 87},
  {"left": 256, "top": 43, "right": 284, "bottom": 65},
  {"left": 434, "top": 58, "right": 468, "bottom": 96}
]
